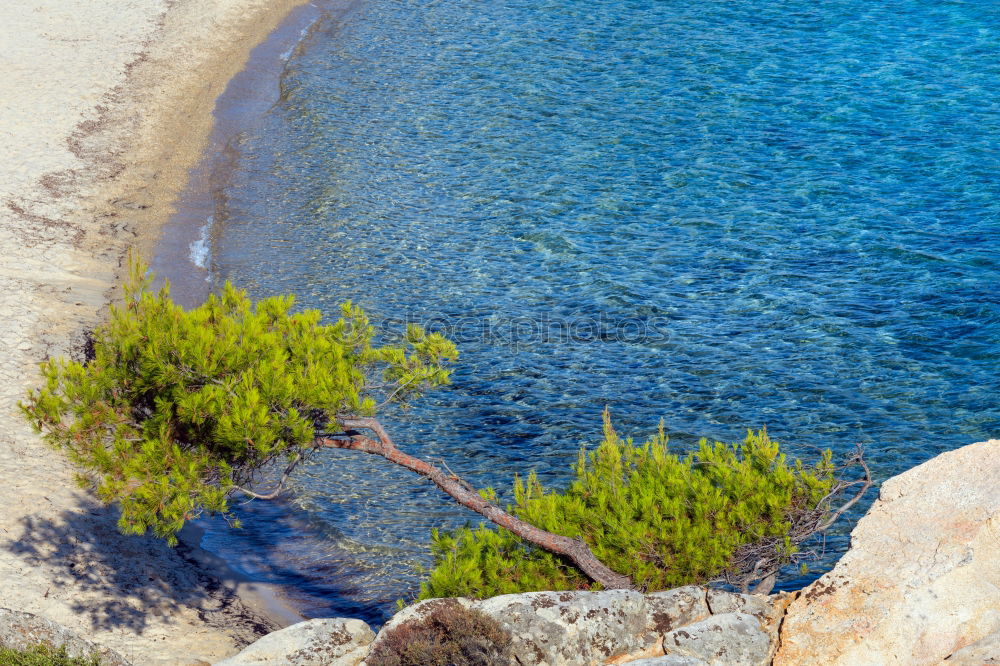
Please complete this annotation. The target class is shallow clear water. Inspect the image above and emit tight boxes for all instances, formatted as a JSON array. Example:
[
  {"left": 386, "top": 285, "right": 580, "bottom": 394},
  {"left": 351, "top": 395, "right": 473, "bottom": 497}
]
[{"left": 198, "top": 0, "right": 999, "bottom": 625}]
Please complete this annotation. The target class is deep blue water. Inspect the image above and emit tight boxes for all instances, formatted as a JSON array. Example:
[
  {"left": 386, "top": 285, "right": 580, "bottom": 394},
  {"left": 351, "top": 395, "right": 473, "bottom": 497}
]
[{"left": 195, "top": 0, "right": 999, "bottom": 625}]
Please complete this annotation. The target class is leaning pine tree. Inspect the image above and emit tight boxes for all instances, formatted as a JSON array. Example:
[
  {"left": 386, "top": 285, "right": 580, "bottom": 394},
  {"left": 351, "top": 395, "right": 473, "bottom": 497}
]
[{"left": 21, "top": 257, "right": 869, "bottom": 596}]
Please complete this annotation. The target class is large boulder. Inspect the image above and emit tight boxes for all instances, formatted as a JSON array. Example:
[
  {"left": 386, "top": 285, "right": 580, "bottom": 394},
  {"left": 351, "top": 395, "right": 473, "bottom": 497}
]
[
  {"left": 215, "top": 618, "right": 374, "bottom": 666},
  {"left": 775, "top": 440, "right": 1000, "bottom": 665}
]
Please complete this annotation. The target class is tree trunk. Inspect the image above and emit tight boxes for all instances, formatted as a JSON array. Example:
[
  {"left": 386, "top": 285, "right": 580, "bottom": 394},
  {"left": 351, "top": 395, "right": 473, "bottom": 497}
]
[{"left": 315, "top": 417, "right": 635, "bottom": 591}]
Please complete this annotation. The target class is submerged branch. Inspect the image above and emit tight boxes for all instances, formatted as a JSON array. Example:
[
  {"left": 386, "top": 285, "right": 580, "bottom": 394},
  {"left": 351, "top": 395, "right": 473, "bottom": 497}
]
[
  {"left": 815, "top": 446, "right": 872, "bottom": 532},
  {"left": 722, "top": 444, "right": 873, "bottom": 593},
  {"left": 231, "top": 451, "right": 303, "bottom": 501}
]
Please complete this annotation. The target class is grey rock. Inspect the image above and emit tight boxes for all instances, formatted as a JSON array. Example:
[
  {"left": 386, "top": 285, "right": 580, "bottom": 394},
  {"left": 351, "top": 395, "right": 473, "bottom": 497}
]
[
  {"left": 704, "top": 588, "right": 791, "bottom": 660},
  {"left": 364, "top": 589, "right": 782, "bottom": 666},
  {"left": 475, "top": 590, "right": 652, "bottom": 665},
  {"left": 215, "top": 618, "right": 374, "bottom": 666},
  {"left": 645, "top": 586, "right": 710, "bottom": 634},
  {"left": 704, "top": 590, "right": 769, "bottom": 618},
  {"left": 662, "top": 612, "right": 771, "bottom": 666},
  {"left": 0, "top": 607, "right": 131, "bottom": 666},
  {"left": 281, "top": 587, "right": 786, "bottom": 666}
]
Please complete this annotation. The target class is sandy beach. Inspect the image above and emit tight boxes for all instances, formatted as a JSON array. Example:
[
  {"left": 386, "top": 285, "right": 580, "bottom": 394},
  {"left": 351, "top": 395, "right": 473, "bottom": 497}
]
[{"left": 0, "top": 0, "right": 311, "bottom": 663}]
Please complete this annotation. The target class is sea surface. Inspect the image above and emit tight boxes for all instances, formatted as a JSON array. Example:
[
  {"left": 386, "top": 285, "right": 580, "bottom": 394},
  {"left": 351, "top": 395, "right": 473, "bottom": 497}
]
[{"left": 167, "top": 0, "right": 999, "bottom": 626}]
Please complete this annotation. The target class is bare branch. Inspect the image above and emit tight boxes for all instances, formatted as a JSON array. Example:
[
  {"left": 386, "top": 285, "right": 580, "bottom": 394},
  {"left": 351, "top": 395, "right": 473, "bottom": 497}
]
[
  {"left": 376, "top": 375, "right": 423, "bottom": 408},
  {"left": 231, "top": 452, "right": 303, "bottom": 501},
  {"left": 815, "top": 446, "right": 872, "bottom": 533},
  {"left": 712, "top": 445, "right": 872, "bottom": 592}
]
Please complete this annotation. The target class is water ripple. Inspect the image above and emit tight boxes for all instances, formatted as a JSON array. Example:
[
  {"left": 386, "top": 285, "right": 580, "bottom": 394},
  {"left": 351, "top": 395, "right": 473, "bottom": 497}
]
[{"left": 206, "top": 0, "right": 1000, "bottom": 625}]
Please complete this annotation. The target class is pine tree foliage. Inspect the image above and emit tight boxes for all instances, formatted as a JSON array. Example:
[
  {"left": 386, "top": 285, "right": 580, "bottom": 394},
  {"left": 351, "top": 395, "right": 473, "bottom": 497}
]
[
  {"left": 20, "top": 258, "right": 457, "bottom": 544},
  {"left": 420, "top": 410, "right": 836, "bottom": 599}
]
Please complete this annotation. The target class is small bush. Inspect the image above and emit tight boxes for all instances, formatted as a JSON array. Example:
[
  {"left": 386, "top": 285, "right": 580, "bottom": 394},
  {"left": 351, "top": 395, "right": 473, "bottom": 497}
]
[
  {"left": 366, "top": 601, "right": 512, "bottom": 666},
  {"left": 0, "top": 643, "right": 100, "bottom": 666},
  {"left": 421, "top": 410, "right": 835, "bottom": 599}
]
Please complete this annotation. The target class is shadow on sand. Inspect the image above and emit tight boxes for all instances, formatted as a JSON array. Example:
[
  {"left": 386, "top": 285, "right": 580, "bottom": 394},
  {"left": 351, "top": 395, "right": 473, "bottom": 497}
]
[{"left": 5, "top": 492, "right": 276, "bottom": 643}]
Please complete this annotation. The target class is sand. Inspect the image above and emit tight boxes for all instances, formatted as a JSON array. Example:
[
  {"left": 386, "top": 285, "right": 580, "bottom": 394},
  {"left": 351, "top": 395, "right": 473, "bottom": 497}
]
[{"left": 0, "top": 0, "right": 312, "bottom": 663}]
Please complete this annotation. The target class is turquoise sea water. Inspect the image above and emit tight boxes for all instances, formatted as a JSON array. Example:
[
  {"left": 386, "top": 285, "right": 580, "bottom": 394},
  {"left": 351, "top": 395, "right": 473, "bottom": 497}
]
[{"left": 194, "top": 0, "right": 999, "bottom": 624}]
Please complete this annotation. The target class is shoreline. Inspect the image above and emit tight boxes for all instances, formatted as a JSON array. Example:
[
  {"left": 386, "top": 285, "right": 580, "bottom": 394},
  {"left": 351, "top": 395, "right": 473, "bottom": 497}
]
[
  {"left": 151, "top": 0, "right": 337, "bottom": 309},
  {"left": 0, "top": 0, "right": 316, "bottom": 663},
  {"left": 155, "top": 0, "right": 346, "bottom": 622}
]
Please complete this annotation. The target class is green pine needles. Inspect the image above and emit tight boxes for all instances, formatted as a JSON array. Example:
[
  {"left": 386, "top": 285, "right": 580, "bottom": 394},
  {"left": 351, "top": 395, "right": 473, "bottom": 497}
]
[
  {"left": 20, "top": 257, "right": 456, "bottom": 544},
  {"left": 420, "top": 410, "right": 839, "bottom": 599}
]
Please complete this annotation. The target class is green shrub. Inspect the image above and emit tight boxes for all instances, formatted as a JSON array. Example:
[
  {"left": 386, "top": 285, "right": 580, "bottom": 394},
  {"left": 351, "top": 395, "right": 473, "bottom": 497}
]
[
  {"left": 0, "top": 644, "right": 100, "bottom": 666},
  {"left": 420, "top": 411, "right": 835, "bottom": 599},
  {"left": 366, "top": 601, "right": 511, "bottom": 666}
]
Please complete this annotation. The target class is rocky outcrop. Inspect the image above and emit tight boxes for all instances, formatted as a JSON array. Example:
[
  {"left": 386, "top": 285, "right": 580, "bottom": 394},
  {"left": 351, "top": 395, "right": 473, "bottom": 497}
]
[
  {"left": 0, "top": 607, "right": 132, "bottom": 666},
  {"left": 214, "top": 618, "right": 374, "bottom": 666},
  {"left": 216, "top": 588, "right": 783, "bottom": 666},
  {"left": 775, "top": 440, "right": 1000, "bottom": 665},
  {"left": 366, "top": 587, "right": 784, "bottom": 666}
]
